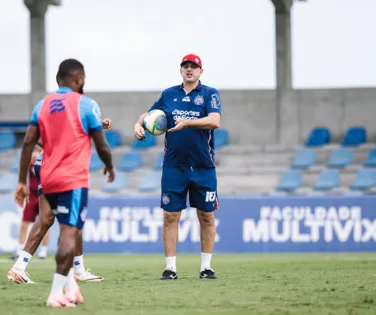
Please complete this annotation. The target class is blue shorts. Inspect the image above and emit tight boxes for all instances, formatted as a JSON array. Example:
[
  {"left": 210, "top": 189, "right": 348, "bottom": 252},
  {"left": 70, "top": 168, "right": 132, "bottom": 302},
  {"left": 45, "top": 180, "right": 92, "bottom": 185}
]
[
  {"left": 44, "top": 188, "right": 88, "bottom": 229},
  {"left": 34, "top": 163, "right": 43, "bottom": 196},
  {"left": 161, "top": 167, "right": 219, "bottom": 212}
]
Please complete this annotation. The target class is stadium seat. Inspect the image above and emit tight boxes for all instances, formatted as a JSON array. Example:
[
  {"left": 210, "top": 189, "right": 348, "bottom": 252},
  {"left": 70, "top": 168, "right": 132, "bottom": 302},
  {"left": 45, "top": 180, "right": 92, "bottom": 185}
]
[
  {"left": 0, "top": 132, "right": 16, "bottom": 151},
  {"left": 350, "top": 169, "right": 376, "bottom": 191},
  {"left": 153, "top": 152, "right": 164, "bottom": 170},
  {"left": 105, "top": 130, "right": 122, "bottom": 148},
  {"left": 117, "top": 151, "right": 143, "bottom": 171},
  {"left": 290, "top": 149, "right": 316, "bottom": 169},
  {"left": 132, "top": 133, "right": 156, "bottom": 150},
  {"left": 305, "top": 127, "right": 330, "bottom": 147},
  {"left": 0, "top": 172, "right": 18, "bottom": 193},
  {"left": 8, "top": 151, "right": 21, "bottom": 173},
  {"left": 102, "top": 172, "right": 127, "bottom": 192},
  {"left": 214, "top": 129, "right": 229, "bottom": 149},
  {"left": 89, "top": 152, "right": 104, "bottom": 172},
  {"left": 327, "top": 148, "right": 353, "bottom": 168},
  {"left": 276, "top": 170, "right": 302, "bottom": 192},
  {"left": 363, "top": 148, "right": 376, "bottom": 167},
  {"left": 313, "top": 169, "right": 340, "bottom": 191},
  {"left": 342, "top": 126, "right": 366, "bottom": 147},
  {"left": 138, "top": 170, "right": 162, "bottom": 192}
]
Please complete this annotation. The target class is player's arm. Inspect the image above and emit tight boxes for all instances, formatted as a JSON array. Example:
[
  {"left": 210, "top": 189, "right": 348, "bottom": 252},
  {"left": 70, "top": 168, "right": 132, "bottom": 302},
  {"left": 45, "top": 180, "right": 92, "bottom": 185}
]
[
  {"left": 134, "top": 92, "right": 164, "bottom": 140},
  {"left": 184, "top": 113, "right": 220, "bottom": 129},
  {"left": 14, "top": 102, "right": 42, "bottom": 207},
  {"left": 83, "top": 97, "right": 115, "bottom": 181},
  {"left": 91, "top": 130, "right": 114, "bottom": 171},
  {"left": 19, "top": 125, "right": 40, "bottom": 184}
]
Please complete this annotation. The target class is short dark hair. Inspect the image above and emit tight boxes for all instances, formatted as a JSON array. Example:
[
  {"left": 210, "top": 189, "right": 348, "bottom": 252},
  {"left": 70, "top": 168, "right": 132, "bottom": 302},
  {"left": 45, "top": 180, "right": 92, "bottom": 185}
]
[{"left": 56, "top": 59, "right": 84, "bottom": 81}]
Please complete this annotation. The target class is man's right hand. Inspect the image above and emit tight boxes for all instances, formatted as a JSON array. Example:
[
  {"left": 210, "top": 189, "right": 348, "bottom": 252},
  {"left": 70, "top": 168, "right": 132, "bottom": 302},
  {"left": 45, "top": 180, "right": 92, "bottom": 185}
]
[
  {"left": 14, "top": 182, "right": 28, "bottom": 208},
  {"left": 104, "top": 167, "right": 115, "bottom": 182},
  {"left": 134, "top": 123, "right": 145, "bottom": 140}
]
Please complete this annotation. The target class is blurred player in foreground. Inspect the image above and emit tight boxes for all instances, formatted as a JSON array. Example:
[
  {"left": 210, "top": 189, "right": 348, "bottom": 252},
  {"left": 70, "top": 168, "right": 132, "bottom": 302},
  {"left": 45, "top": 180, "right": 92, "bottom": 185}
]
[
  {"left": 11, "top": 142, "right": 50, "bottom": 260},
  {"left": 8, "top": 118, "right": 112, "bottom": 284},
  {"left": 14, "top": 59, "right": 115, "bottom": 308},
  {"left": 134, "top": 54, "right": 222, "bottom": 280}
]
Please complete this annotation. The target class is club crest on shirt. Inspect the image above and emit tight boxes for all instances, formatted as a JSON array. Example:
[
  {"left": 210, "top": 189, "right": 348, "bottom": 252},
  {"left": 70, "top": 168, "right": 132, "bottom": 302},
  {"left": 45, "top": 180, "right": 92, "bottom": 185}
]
[
  {"left": 162, "top": 193, "right": 170, "bottom": 205},
  {"left": 194, "top": 95, "right": 204, "bottom": 106}
]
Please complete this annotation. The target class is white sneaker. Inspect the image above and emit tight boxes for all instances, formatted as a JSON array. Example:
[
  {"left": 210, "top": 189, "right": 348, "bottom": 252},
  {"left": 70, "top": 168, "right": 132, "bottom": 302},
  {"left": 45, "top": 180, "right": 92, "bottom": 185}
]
[
  {"left": 66, "top": 287, "right": 84, "bottom": 304},
  {"left": 46, "top": 295, "right": 76, "bottom": 308},
  {"left": 7, "top": 268, "right": 36, "bottom": 284},
  {"left": 37, "top": 251, "right": 47, "bottom": 260},
  {"left": 74, "top": 269, "right": 104, "bottom": 282}
]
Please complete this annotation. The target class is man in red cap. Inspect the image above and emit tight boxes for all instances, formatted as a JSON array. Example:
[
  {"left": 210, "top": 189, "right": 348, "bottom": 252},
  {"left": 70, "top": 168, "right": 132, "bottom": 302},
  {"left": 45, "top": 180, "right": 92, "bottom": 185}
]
[{"left": 134, "top": 54, "right": 222, "bottom": 280}]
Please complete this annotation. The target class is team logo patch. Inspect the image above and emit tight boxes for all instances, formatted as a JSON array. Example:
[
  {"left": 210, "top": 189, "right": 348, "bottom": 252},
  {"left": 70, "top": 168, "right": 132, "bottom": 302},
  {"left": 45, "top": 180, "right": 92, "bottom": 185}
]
[
  {"left": 194, "top": 95, "right": 204, "bottom": 106},
  {"left": 162, "top": 193, "right": 170, "bottom": 205}
]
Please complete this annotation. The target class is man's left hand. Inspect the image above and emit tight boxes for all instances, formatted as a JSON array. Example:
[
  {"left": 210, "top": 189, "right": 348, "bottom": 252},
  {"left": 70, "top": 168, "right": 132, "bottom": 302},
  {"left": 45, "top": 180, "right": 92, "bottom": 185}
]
[{"left": 168, "top": 119, "right": 188, "bottom": 133}]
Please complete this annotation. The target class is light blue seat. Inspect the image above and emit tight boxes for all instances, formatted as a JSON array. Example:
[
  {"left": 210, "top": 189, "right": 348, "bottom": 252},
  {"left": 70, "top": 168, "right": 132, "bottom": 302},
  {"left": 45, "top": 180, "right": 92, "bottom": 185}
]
[
  {"left": 9, "top": 151, "right": 21, "bottom": 173},
  {"left": 153, "top": 152, "right": 164, "bottom": 170},
  {"left": 327, "top": 148, "right": 353, "bottom": 168},
  {"left": 342, "top": 126, "right": 366, "bottom": 147},
  {"left": 214, "top": 129, "right": 229, "bottom": 149},
  {"left": 291, "top": 149, "right": 316, "bottom": 169},
  {"left": 102, "top": 172, "right": 127, "bottom": 192},
  {"left": 0, "top": 172, "right": 18, "bottom": 193},
  {"left": 132, "top": 133, "right": 156, "bottom": 150},
  {"left": 0, "top": 132, "right": 16, "bottom": 151},
  {"left": 117, "top": 151, "right": 143, "bottom": 171},
  {"left": 276, "top": 170, "right": 302, "bottom": 192},
  {"left": 305, "top": 127, "right": 330, "bottom": 147},
  {"left": 138, "top": 170, "right": 162, "bottom": 192},
  {"left": 89, "top": 152, "right": 104, "bottom": 172},
  {"left": 105, "top": 130, "right": 122, "bottom": 148},
  {"left": 350, "top": 169, "right": 376, "bottom": 191},
  {"left": 313, "top": 169, "right": 340, "bottom": 191},
  {"left": 363, "top": 148, "right": 376, "bottom": 168}
]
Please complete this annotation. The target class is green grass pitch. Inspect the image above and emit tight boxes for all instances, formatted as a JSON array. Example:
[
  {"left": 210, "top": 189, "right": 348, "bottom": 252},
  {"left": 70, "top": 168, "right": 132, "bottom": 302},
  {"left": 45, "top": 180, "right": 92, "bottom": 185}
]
[{"left": 0, "top": 253, "right": 375, "bottom": 315}]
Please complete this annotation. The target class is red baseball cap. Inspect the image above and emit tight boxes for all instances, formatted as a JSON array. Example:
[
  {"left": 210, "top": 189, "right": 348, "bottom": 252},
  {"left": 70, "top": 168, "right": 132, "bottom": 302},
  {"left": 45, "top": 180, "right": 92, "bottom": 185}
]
[{"left": 180, "top": 54, "right": 202, "bottom": 68}]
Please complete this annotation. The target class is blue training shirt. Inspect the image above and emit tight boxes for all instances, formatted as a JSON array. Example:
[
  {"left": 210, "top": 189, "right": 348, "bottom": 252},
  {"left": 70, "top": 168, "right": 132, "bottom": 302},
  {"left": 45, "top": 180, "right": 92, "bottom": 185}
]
[
  {"left": 29, "top": 86, "right": 103, "bottom": 134},
  {"left": 149, "top": 82, "right": 222, "bottom": 168}
]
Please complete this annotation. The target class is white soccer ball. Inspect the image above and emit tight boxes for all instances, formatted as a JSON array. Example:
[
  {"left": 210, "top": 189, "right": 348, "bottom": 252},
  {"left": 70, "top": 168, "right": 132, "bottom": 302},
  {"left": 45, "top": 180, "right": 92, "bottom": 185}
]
[{"left": 143, "top": 109, "right": 168, "bottom": 136}]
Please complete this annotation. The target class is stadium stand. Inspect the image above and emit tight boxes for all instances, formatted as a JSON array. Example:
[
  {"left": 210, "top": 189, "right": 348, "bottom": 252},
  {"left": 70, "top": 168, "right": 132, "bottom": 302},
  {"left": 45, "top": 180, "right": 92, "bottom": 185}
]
[
  {"left": 276, "top": 169, "right": 302, "bottom": 192},
  {"left": 327, "top": 148, "right": 353, "bottom": 168},
  {"left": 214, "top": 128, "right": 229, "bottom": 149},
  {"left": 89, "top": 152, "right": 104, "bottom": 172},
  {"left": 102, "top": 172, "right": 127, "bottom": 193},
  {"left": 153, "top": 152, "right": 164, "bottom": 170},
  {"left": 291, "top": 149, "right": 316, "bottom": 169},
  {"left": 116, "top": 151, "right": 143, "bottom": 171},
  {"left": 305, "top": 127, "right": 331, "bottom": 147},
  {"left": 105, "top": 130, "right": 122, "bottom": 148},
  {"left": 0, "top": 172, "right": 18, "bottom": 193},
  {"left": 132, "top": 133, "right": 156, "bottom": 150},
  {"left": 350, "top": 169, "right": 376, "bottom": 191},
  {"left": 138, "top": 170, "right": 162, "bottom": 192},
  {"left": 8, "top": 151, "right": 20, "bottom": 173},
  {"left": 363, "top": 148, "right": 376, "bottom": 167},
  {"left": 342, "top": 126, "right": 367, "bottom": 147},
  {"left": 312, "top": 169, "right": 340, "bottom": 191},
  {"left": 0, "top": 132, "right": 16, "bottom": 151},
  {"left": 1, "top": 126, "right": 376, "bottom": 196}
]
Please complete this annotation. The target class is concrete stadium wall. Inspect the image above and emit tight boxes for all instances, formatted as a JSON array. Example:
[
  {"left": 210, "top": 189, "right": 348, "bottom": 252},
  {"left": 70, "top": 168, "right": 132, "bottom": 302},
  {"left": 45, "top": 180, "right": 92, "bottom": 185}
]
[{"left": 0, "top": 88, "right": 375, "bottom": 145}]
